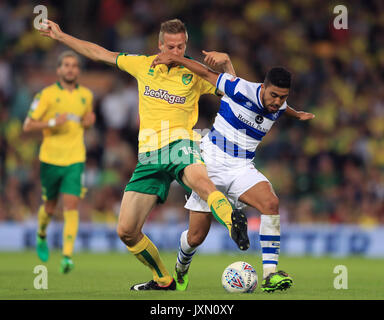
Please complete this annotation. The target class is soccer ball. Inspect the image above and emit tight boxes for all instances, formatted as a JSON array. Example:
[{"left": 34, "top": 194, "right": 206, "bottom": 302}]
[{"left": 221, "top": 261, "right": 258, "bottom": 293}]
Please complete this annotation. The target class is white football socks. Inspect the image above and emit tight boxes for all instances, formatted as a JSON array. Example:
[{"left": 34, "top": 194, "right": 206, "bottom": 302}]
[
  {"left": 176, "top": 230, "right": 197, "bottom": 272},
  {"left": 259, "top": 214, "right": 281, "bottom": 279}
]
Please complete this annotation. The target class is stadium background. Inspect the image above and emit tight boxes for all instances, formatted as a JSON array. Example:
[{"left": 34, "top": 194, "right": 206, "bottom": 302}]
[{"left": 0, "top": 0, "right": 383, "bottom": 256}]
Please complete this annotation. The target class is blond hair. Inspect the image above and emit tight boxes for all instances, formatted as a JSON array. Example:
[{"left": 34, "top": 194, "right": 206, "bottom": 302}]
[
  {"left": 159, "top": 19, "right": 188, "bottom": 43},
  {"left": 57, "top": 50, "right": 81, "bottom": 67}
]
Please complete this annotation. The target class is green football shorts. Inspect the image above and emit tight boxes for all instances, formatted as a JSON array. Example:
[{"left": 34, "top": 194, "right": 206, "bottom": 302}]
[
  {"left": 40, "top": 162, "right": 85, "bottom": 200},
  {"left": 125, "top": 139, "right": 204, "bottom": 203}
]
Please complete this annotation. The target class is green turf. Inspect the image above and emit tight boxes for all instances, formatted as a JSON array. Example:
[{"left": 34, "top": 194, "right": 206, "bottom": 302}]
[{"left": 0, "top": 251, "right": 383, "bottom": 300}]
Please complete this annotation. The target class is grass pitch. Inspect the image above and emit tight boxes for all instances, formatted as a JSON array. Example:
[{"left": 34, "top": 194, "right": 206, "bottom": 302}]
[{"left": 0, "top": 251, "right": 383, "bottom": 300}]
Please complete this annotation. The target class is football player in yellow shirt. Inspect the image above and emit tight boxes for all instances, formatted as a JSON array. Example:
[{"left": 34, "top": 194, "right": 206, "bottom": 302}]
[
  {"left": 23, "top": 50, "right": 95, "bottom": 273},
  {"left": 40, "top": 18, "right": 249, "bottom": 290}
]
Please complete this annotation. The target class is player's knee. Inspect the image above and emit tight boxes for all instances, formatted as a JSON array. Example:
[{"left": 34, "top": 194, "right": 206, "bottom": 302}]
[
  {"left": 116, "top": 224, "right": 139, "bottom": 246},
  {"left": 261, "top": 195, "right": 279, "bottom": 215},
  {"left": 193, "top": 178, "right": 216, "bottom": 200},
  {"left": 45, "top": 207, "right": 55, "bottom": 216},
  {"left": 44, "top": 202, "right": 56, "bottom": 216},
  {"left": 62, "top": 197, "right": 79, "bottom": 212}
]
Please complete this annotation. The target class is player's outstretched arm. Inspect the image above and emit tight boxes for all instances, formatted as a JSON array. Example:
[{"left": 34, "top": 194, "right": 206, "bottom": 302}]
[
  {"left": 151, "top": 53, "right": 220, "bottom": 86},
  {"left": 39, "top": 20, "right": 118, "bottom": 65},
  {"left": 286, "top": 105, "right": 315, "bottom": 121}
]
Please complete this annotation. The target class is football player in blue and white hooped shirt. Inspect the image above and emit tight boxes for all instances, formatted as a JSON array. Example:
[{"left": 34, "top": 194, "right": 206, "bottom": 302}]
[{"left": 152, "top": 52, "right": 315, "bottom": 292}]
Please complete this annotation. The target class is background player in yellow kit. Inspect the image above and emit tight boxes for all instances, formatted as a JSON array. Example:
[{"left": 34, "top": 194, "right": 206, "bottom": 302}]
[
  {"left": 23, "top": 50, "right": 95, "bottom": 273},
  {"left": 39, "top": 18, "right": 249, "bottom": 290}
]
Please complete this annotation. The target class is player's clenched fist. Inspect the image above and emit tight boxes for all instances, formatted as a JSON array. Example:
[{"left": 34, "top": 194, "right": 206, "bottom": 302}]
[
  {"left": 202, "top": 50, "right": 230, "bottom": 68},
  {"left": 151, "top": 52, "right": 179, "bottom": 68}
]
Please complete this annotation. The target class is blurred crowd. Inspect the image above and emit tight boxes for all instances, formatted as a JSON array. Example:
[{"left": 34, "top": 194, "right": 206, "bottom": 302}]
[{"left": 0, "top": 0, "right": 383, "bottom": 226}]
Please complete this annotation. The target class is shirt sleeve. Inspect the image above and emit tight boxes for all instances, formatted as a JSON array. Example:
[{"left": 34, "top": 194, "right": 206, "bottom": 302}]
[
  {"left": 216, "top": 72, "right": 261, "bottom": 103},
  {"left": 199, "top": 76, "right": 218, "bottom": 96},
  {"left": 215, "top": 72, "right": 242, "bottom": 98},
  {"left": 116, "top": 53, "right": 149, "bottom": 78},
  {"left": 28, "top": 90, "right": 49, "bottom": 120}
]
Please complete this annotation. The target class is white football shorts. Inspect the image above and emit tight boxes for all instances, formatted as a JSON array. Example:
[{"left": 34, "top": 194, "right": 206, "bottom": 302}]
[{"left": 185, "top": 138, "right": 269, "bottom": 212}]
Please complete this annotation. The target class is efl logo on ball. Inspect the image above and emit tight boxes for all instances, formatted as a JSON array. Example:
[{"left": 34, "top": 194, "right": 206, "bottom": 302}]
[{"left": 221, "top": 261, "right": 258, "bottom": 293}]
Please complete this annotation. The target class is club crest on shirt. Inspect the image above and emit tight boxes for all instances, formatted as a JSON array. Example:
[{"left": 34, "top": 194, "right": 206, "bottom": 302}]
[{"left": 182, "top": 73, "right": 193, "bottom": 85}]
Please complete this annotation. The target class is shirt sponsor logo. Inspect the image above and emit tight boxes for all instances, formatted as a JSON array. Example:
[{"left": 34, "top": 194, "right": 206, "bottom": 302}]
[
  {"left": 237, "top": 113, "right": 268, "bottom": 133},
  {"left": 255, "top": 115, "right": 264, "bottom": 124},
  {"left": 143, "top": 86, "right": 186, "bottom": 104}
]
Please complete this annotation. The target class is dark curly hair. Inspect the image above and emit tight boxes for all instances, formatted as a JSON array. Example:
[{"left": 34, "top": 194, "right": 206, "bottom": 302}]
[{"left": 264, "top": 67, "right": 291, "bottom": 89}]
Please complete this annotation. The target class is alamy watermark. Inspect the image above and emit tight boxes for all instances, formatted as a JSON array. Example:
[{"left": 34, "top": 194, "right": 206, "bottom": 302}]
[
  {"left": 333, "top": 265, "right": 348, "bottom": 289},
  {"left": 138, "top": 121, "right": 251, "bottom": 165},
  {"left": 33, "top": 5, "right": 48, "bottom": 30},
  {"left": 33, "top": 265, "right": 48, "bottom": 290},
  {"left": 333, "top": 5, "right": 348, "bottom": 30}
]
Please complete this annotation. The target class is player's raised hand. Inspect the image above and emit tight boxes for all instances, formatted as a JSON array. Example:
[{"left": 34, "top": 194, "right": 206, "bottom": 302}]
[
  {"left": 202, "top": 50, "right": 230, "bottom": 68},
  {"left": 297, "top": 111, "right": 315, "bottom": 121},
  {"left": 39, "top": 19, "right": 64, "bottom": 41},
  {"left": 151, "top": 52, "right": 178, "bottom": 68}
]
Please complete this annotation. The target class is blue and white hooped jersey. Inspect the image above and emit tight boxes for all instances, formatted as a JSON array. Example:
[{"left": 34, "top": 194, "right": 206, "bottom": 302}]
[{"left": 201, "top": 72, "right": 286, "bottom": 165}]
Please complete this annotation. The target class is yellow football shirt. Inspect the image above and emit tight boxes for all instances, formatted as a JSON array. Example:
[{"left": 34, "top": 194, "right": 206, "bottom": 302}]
[
  {"left": 116, "top": 53, "right": 217, "bottom": 153},
  {"left": 28, "top": 82, "right": 93, "bottom": 166}
]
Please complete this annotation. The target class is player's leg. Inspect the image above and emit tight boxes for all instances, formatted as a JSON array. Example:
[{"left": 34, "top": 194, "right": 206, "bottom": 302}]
[
  {"left": 36, "top": 162, "right": 62, "bottom": 262},
  {"left": 117, "top": 191, "right": 175, "bottom": 290},
  {"left": 120, "top": 143, "right": 195, "bottom": 290},
  {"left": 117, "top": 191, "right": 157, "bottom": 247},
  {"left": 38, "top": 163, "right": 61, "bottom": 238},
  {"left": 239, "top": 181, "right": 280, "bottom": 274},
  {"left": 238, "top": 181, "right": 293, "bottom": 291},
  {"left": 36, "top": 199, "right": 57, "bottom": 262},
  {"left": 59, "top": 162, "right": 85, "bottom": 273},
  {"left": 182, "top": 163, "right": 231, "bottom": 224},
  {"left": 181, "top": 163, "right": 249, "bottom": 250},
  {"left": 174, "top": 210, "right": 212, "bottom": 290},
  {"left": 37, "top": 199, "right": 57, "bottom": 238},
  {"left": 60, "top": 193, "right": 80, "bottom": 273}
]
